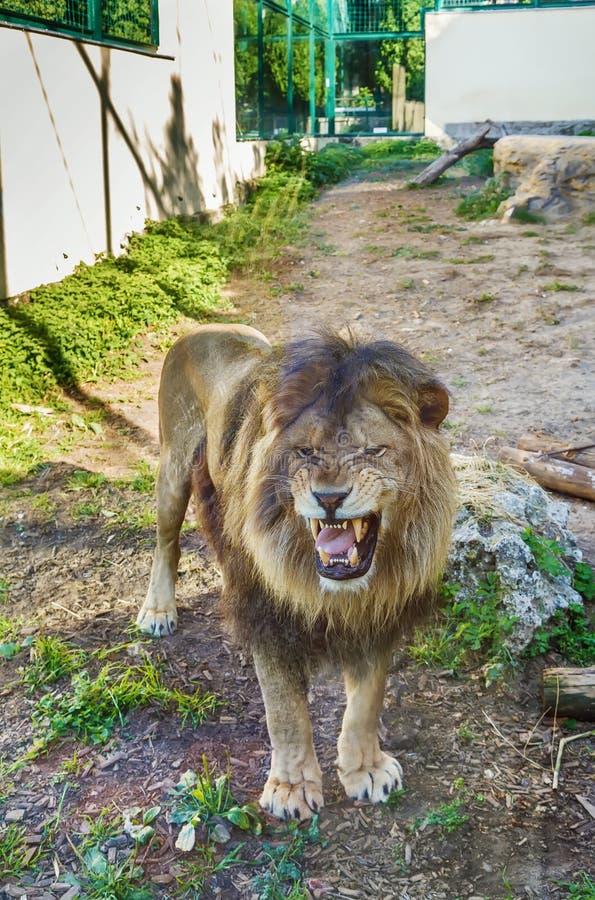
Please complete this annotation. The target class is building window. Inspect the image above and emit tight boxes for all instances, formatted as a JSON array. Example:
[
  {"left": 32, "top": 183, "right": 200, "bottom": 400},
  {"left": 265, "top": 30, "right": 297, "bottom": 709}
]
[{"left": 0, "top": 0, "right": 159, "bottom": 48}]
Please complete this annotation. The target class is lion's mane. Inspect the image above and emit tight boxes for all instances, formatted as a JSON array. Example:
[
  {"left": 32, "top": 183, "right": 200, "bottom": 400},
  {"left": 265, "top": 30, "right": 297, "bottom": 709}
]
[{"left": 193, "top": 331, "right": 456, "bottom": 665}]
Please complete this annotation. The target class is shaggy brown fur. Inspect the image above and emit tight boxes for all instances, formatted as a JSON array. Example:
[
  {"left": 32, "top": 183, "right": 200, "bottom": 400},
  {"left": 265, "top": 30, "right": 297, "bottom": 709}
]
[{"left": 137, "top": 324, "right": 456, "bottom": 820}]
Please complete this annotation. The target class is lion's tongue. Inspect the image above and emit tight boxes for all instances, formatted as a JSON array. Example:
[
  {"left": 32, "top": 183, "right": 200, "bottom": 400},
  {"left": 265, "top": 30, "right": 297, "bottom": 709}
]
[{"left": 315, "top": 524, "right": 356, "bottom": 555}]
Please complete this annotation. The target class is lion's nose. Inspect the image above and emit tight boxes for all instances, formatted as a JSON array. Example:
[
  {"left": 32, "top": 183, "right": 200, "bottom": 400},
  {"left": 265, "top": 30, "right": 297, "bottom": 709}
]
[{"left": 312, "top": 489, "right": 351, "bottom": 518}]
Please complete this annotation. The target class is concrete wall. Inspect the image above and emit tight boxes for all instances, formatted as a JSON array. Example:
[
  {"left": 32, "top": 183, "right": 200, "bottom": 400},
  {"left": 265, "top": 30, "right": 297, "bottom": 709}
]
[
  {"left": 0, "top": 0, "right": 264, "bottom": 299},
  {"left": 425, "top": 7, "right": 595, "bottom": 145}
]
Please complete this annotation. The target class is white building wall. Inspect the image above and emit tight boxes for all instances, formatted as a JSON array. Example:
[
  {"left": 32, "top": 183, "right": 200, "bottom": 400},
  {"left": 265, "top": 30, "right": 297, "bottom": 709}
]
[
  {"left": 0, "top": 0, "right": 264, "bottom": 299},
  {"left": 425, "top": 7, "right": 595, "bottom": 144}
]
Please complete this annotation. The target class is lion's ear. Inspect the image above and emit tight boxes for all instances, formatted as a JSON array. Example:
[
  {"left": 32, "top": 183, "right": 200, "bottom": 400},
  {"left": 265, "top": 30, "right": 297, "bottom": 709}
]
[{"left": 418, "top": 384, "right": 449, "bottom": 428}]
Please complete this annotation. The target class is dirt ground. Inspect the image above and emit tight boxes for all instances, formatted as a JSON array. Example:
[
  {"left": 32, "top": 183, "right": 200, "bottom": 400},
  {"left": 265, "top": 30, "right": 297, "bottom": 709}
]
[{"left": 1, "top": 164, "right": 594, "bottom": 899}]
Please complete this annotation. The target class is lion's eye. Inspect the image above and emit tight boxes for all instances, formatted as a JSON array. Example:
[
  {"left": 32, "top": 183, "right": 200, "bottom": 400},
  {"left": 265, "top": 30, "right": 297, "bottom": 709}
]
[
  {"left": 296, "top": 447, "right": 315, "bottom": 458},
  {"left": 364, "top": 446, "right": 387, "bottom": 458}
]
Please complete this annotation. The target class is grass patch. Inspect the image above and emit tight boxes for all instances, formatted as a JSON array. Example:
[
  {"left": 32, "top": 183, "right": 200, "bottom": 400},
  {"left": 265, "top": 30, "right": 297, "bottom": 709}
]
[
  {"left": 22, "top": 657, "right": 216, "bottom": 757},
  {"left": 455, "top": 177, "right": 512, "bottom": 221},
  {"left": 583, "top": 211, "right": 595, "bottom": 225},
  {"left": 541, "top": 280, "right": 579, "bottom": 292},
  {"left": 0, "top": 823, "right": 43, "bottom": 878},
  {"left": 21, "top": 635, "right": 87, "bottom": 693}
]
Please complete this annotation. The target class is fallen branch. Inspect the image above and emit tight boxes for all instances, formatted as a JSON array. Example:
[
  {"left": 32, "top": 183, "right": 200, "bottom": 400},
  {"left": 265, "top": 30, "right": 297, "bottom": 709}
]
[
  {"left": 498, "top": 447, "right": 595, "bottom": 502},
  {"left": 411, "top": 121, "right": 494, "bottom": 187},
  {"left": 552, "top": 730, "right": 594, "bottom": 790},
  {"left": 482, "top": 711, "right": 547, "bottom": 772}
]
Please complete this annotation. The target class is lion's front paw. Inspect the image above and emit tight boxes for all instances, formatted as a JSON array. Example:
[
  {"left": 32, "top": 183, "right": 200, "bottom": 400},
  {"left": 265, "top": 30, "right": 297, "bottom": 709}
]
[
  {"left": 339, "top": 752, "right": 403, "bottom": 803},
  {"left": 136, "top": 604, "right": 177, "bottom": 637},
  {"left": 260, "top": 776, "right": 324, "bottom": 821}
]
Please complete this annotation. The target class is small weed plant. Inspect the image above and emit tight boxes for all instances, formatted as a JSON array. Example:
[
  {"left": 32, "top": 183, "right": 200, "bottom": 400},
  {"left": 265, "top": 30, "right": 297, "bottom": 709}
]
[
  {"left": 412, "top": 796, "right": 468, "bottom": 835},
  {"left": 251, "top": 816, "right": 321, "bottom": 900},
  {"left": 170, "top": 757, "right": 262, "bottom": 850},
  {"left": 409, "top": 573, "right": 517, "bottom": 683},
  {"left": 0, "top": 823, "right": 42, "bottom": 877},
  {"left": 455, "top": 176, "right": 513, "bottom": 220},
  {"left": 560, "top": 872, "right": 595, "bottom": 899}
]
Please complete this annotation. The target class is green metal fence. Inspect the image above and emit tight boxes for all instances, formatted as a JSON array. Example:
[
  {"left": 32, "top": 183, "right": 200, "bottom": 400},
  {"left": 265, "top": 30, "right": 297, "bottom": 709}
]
[
  {"left": 0, "top": 0, "right": 158, "bottom": 47},
  {"left": 235, "top": 0, "right": 432, "bottom": 139},
  {"left": 437, "top": 0, "right": 593, "bottom": 7}
]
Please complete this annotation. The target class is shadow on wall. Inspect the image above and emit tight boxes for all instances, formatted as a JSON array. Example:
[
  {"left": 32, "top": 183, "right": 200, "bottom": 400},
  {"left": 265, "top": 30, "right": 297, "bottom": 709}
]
[{"left": 142, "top": 73, "right": 205, "bottom": 217}]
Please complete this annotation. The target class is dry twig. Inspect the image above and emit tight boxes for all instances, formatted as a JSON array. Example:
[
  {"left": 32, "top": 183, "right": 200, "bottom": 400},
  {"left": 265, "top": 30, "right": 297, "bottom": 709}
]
[{"left": 552, "top": 731, "right": 594, "bottom": 790}]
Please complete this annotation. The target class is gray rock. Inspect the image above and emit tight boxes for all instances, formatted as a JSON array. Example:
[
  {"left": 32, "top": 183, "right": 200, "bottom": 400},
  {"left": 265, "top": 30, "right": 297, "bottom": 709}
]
[{"left": 448, "top": 455, "right": 583, "bottom": 653}]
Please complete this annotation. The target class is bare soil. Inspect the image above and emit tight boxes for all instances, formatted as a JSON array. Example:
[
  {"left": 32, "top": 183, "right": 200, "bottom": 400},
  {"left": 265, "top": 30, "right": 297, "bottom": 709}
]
[{"left": 1, "top": 165, "right": 593, "bottom": 900}]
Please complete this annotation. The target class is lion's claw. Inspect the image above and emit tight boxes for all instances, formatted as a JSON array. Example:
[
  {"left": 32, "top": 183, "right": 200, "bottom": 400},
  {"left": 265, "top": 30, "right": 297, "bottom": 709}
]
[
  {"left": 260, "top": 777, "right": 324, "bottom": 821},
  {"left": 136, "top": 606, "right": 177, "bottom": 637},
  {"left": 339, "top": 752, "right": 403, "bottom": 803}
]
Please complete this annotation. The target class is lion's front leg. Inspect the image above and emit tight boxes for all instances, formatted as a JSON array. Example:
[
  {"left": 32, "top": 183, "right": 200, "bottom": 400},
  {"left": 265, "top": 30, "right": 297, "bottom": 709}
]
[
  {"left": 137, "top": 455, "right": 190, "bottom": 637},
  {"left": 252, "top": 647, "right": 323, "bottom": 821},
  {"left": 337, "top": 656, "right": 403, "bottom": 803}
]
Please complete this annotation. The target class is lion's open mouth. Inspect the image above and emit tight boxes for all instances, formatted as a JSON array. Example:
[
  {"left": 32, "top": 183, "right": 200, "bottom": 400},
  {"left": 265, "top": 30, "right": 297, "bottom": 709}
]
[{"left": 309, "top": 514, "right": 380, "bottom": 580}]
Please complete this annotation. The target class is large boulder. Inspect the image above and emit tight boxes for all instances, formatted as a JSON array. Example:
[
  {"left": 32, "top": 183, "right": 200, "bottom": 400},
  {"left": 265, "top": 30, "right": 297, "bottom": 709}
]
[
  {"left": 448, "top": 455, "right": 583, "bottom": 653},
  {"left": 494, "top": 134, "right": 595, "bottom": 219}
]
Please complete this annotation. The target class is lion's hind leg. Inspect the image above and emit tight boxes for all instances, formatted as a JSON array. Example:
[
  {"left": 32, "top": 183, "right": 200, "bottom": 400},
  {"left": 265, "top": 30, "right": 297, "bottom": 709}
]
[
  {"left": 137, "top": 450, "right": 191, "bottom": 637},
  {"left": 253, "top": 647, "right": 324, "bottom": 821},
  {"left": 337, "top": 657, "right": 403, "bottom": 803}
]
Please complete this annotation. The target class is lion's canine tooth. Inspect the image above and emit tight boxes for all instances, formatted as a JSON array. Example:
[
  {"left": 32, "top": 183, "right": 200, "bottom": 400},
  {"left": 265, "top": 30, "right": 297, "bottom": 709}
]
[
  {"left": 310, "top": 518, "right": 319, "bottom": 540},
  {"left": 348, "top": 545, "right": 359, "bottom": 567},
  {"left": 318, "top": 547, "right": 331, "bottom": 566},
  {"left": 353, "top": 517, "right": 363, "bottom": 542}
]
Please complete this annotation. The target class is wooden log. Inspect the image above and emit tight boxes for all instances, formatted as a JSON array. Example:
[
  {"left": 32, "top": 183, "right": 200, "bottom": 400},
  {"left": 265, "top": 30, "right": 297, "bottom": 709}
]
[
  {"left": 498, "top": 447, "right": 595, "bottom": 502},
  {"left": 411, "top": 121, "right": 494, "bottom": 187},
  {"left": 517, "top": 433, "right": 595, "bottom": 469},
  {"left": 543, "top": 667, "right": 595, "bottom": 720}
]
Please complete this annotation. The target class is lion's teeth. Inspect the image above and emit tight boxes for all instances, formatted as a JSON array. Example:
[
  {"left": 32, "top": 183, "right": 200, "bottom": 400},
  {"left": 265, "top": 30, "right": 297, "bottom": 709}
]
[
  {"left": 318, "top": 547, "right": 331, "bottom": 566},
  {"left": 353, "top": 517, "right": 363, "bottom": 542},
  {"left": 348, "top": 545, "right": 359, "bottom": 567},
  {"left": 309, "top": 518, "right": 319, "bottom": 540}
]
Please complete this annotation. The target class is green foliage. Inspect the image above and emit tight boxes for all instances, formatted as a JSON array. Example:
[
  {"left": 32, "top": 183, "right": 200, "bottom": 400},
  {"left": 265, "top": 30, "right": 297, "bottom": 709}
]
[
  {"left": 412, "top": 796, "right": 468, "bottom": 834},
  {"left": 0, "top": 823, "right": 42, "bottom": 877},
  {"left": 520, "top": 530, "right": 594, "bottom": 665},
  {"left": 67, "top": 810, "right": 156, "bottom": 900},
  {"left": 21, "top": 635, "right": 88, "bottom": 693},
  {"left": 455, "top": 177, "right": 513, "bottom": 221},
  {"left": 363, "top": 138, "right": 440, "bottom": 160},
  {"left": 31, "top": 659, "right": 216, "bottom": 749},
  {"left": 560, "top": 872, "right": 595, "bottom": 899},
  {"left": 541, "top": 280, "right": 579, "bottom": 292},
  {"left": 170, "top": 757, "right": 262, "bottom": 849},
  {"left": 525, "top": 603, "right": 594, "bottom": 666},
  {"left": 583, "top": 211, "right": 595, "bottom": 225},
  {"left": 462, "top": 149, "right": 494, "bottom": 177},
  {"left": 409, "top": 574, "right": 517, "bottom": 683},
  {"left": 0, "top": 578, "right": 8, "bottom": 605},
  {"left": 252, "top": 817, "right": 321, "bottom": 900},
  {"left": 521, "top": 528, "right": 569, "bottom": 579},
  {"left": 508, "top": 207, "right": 546, "bottom": 224}
]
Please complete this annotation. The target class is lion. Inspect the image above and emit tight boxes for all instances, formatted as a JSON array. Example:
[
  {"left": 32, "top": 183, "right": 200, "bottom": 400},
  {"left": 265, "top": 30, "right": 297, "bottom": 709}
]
[{"left": 137, "top": 324, "right": 456, "bottom": 820}]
